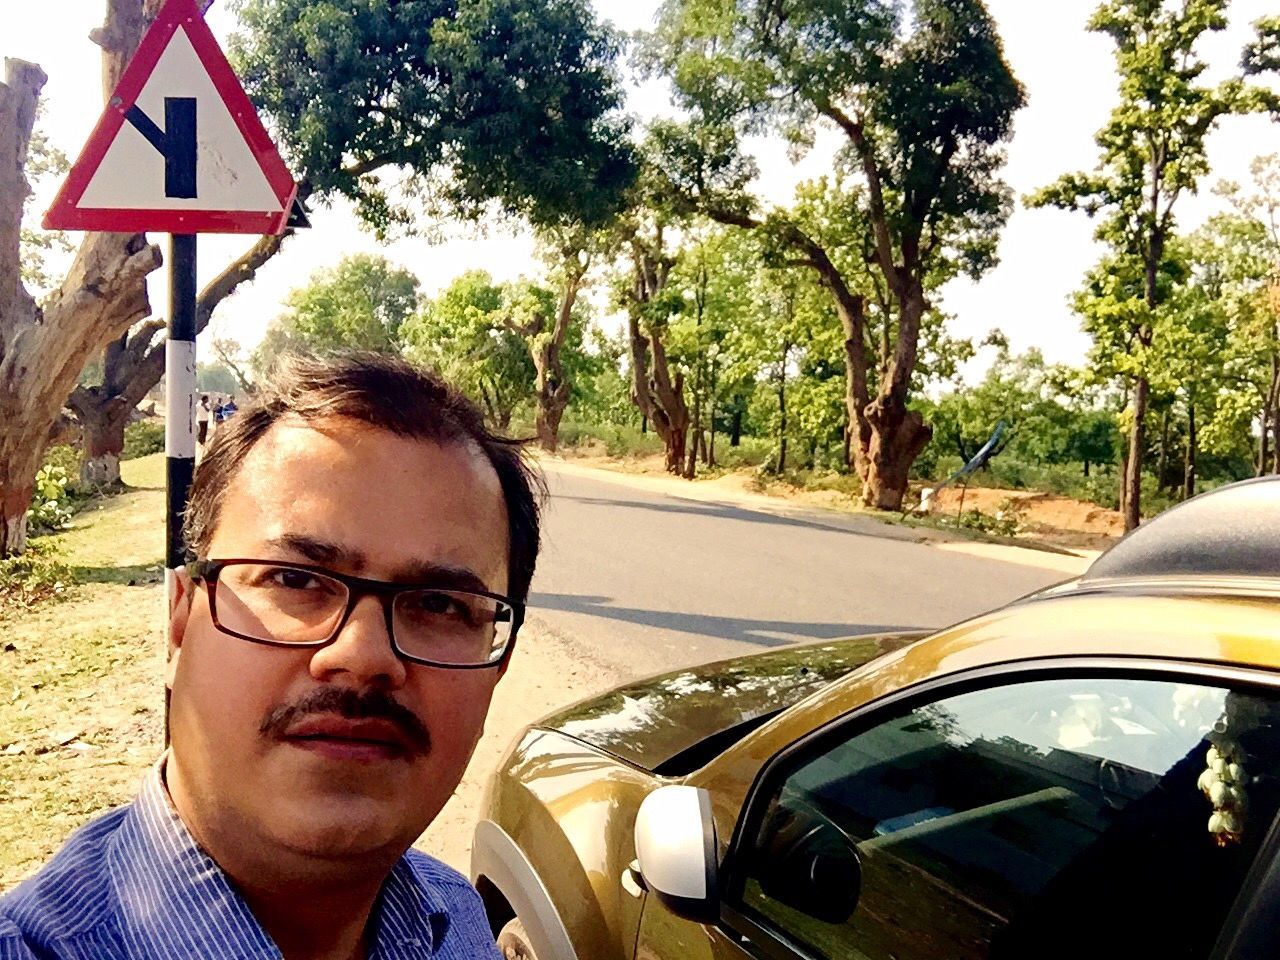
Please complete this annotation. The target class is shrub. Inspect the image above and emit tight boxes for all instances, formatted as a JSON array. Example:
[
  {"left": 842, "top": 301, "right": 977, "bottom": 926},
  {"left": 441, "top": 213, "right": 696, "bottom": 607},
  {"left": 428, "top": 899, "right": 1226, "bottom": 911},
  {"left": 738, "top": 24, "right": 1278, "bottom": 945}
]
[
  {"left": 0, "top": 539, "right": 75, "bottom": 616},
  {"left": 26, "top": 465, "right": 74, "bottom": 535},
  {"left": 123, "top": 420, "right": 165, "bottom": 460},
  {"left": 937, "top": 508, "right": 1022, "bottom": 538}
]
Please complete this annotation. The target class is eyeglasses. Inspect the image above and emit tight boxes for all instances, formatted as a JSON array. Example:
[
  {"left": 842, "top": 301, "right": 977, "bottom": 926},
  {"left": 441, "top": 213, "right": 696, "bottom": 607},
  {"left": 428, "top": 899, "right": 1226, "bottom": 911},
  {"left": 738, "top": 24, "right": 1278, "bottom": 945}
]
[{"left": 186, "top": 559, "right": 522, "bottom": 669}]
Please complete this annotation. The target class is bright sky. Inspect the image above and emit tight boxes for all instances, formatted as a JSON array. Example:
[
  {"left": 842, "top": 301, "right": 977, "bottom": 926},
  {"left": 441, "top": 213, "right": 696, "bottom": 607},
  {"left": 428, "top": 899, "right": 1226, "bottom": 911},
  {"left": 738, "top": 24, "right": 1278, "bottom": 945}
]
[{"left": 7, "top": 0, "right": 1279, "bottom": 380}]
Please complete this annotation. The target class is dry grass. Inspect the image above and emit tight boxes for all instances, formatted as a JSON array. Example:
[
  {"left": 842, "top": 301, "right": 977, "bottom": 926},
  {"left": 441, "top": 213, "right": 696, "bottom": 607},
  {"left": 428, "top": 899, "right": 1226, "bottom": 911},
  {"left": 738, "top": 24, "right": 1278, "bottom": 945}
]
[{"left": 0, "top": 454, "right": 167, "bottom": 891}]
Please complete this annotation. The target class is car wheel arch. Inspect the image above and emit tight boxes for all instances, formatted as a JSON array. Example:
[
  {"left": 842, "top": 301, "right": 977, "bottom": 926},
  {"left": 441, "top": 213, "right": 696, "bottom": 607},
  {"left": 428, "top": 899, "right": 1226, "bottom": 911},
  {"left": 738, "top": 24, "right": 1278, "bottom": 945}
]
[{"left": 472, "top": 819, "right": 580, "bottom": 960}]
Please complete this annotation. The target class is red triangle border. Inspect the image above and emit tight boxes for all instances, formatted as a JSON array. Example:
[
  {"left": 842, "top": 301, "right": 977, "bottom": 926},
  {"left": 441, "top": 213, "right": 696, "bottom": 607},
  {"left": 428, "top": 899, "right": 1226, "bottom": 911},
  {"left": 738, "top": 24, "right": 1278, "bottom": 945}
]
[{"left": 43, "top": 0, "right": 296, "bottom": 235}]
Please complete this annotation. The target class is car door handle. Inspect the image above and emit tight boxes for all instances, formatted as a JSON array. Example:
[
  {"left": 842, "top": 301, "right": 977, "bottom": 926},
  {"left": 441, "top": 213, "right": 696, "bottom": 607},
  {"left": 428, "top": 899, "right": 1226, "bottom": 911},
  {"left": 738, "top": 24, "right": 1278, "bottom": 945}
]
[{"left": 621, "top": 859, "right": 647, "bottom": 898}]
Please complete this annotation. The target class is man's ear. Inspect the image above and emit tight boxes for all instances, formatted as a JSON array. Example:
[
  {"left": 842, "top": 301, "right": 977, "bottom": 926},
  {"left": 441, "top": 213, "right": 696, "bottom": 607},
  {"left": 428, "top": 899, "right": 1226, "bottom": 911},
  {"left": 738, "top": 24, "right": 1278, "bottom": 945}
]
[{"left": 166, "top": 568, "right": 194, "bottom": 689}]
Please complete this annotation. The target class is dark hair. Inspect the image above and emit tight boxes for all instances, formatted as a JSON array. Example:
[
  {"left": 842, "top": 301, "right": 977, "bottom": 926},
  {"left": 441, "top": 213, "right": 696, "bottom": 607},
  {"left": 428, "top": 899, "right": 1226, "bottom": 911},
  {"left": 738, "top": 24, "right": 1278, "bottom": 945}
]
[{"left": 185, "top": 353, "right": 545, "bottom": 602}]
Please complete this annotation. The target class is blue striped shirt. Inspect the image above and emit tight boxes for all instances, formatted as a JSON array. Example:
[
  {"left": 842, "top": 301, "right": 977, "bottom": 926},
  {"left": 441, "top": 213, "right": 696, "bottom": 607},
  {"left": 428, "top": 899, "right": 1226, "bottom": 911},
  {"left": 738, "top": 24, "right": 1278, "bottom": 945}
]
[{"left": 0, "top": 764, "right": 500, "bottom": 959}]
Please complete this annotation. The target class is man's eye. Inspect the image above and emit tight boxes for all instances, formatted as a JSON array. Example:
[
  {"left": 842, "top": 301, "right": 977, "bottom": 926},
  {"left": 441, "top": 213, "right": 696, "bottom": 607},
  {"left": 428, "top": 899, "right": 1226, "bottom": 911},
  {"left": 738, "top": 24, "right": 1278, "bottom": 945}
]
[
  {"left": 415, "top": 592, "right": 456, "bottom": 614},
  {"left": 267, "top": 568, "right": 323, "bottom": 590}
]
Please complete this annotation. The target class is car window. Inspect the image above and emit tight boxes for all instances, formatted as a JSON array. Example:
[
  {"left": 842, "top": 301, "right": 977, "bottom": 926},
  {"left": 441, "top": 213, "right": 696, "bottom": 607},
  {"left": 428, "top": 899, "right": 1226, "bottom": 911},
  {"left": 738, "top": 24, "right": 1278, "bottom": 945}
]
[{"left": 735, "top": 675, "right": 1280, "bottom": 960}]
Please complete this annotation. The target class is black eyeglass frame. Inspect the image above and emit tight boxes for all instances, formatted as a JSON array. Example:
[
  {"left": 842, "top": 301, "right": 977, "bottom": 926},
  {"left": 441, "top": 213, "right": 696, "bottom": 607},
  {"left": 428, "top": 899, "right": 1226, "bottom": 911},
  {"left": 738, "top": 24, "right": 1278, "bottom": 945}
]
[{"left": 186, "top": 558, "right": 524, "bottom": 669}]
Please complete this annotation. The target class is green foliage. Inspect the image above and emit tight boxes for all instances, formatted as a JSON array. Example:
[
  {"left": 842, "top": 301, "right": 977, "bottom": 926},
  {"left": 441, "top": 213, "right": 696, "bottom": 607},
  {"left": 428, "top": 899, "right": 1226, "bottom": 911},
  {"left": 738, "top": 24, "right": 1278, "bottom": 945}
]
[
  {"left": 0, "top": 539, "right": 75, "bottom": 617},
  {"left": 19, "top": 114, "right": 72, "bottom": 296},
  {"left": 231, "top": 0, "right": 635, "bottom": 234},
  {"left": 937, "top": 505, "right": 1023, "bottom": 538},
  {"left": 1242, "top": 15, "right": 1280, "bottom": 79},
  {"left": 122, "top": 421, "right": 165, "bottom": 462},
  {"left": 290, "top": 254, "right": 419, "bottom": 351},
  {"left": 196, "top": 362, "right": 241, "bottom": 395},
  {"left": 402, "top": 271, "right": 537, "bottom": 429},
  {"left": 26, "top": 466, "right": 74, "bottom": 536},
  {"left": 252, "top": 255, "right": 421, "bottom": 375},
  {"left": 556, "top": 420, "right": 665, "bottom": 458},
  {"left": 39, "top": 446, "right": 81, "bottom": 483},
  {"left": 920, "top": 348, "right": 1121, "bottom": 474}
]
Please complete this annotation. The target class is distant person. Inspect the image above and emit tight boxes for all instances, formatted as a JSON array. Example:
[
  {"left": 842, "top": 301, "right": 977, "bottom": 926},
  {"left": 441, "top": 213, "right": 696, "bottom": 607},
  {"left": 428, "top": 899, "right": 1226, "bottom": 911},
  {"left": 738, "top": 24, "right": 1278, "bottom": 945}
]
[
  {"left": 0, "top": 354, "right": 542, "bottom": 959},
  {"left": 196, "top": 394, "right": 211, "bottom": 446},
  {"left": 219, "top": 394, "right": 239, "bottom": 423}
]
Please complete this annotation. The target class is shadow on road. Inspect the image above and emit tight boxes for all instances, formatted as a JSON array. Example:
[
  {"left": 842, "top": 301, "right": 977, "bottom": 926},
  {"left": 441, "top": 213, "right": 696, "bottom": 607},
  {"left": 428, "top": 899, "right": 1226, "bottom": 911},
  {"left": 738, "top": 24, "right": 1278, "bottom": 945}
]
[
  {"left": 559, "top": 494, "right": 920, "bottom": 543},
  {"left": 529, "top": 591, "right": 913, "bottom": 647}
]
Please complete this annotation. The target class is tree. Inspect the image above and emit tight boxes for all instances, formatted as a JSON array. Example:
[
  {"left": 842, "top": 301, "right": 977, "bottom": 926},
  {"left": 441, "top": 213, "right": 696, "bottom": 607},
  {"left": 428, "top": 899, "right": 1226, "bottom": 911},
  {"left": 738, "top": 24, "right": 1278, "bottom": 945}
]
[
  {"left": 231, "top": 0, "right": 635, "bottom": 235},
  {"left": 1193, "top": 160, "right": 1280, "bottom": 476},
  {"left": 17, "top": 116, "right": 71, "bottom": 295},
  {"left": 286, "top": 255, "right": 418, "bottom": 353},
  {"left": 402, "top": 272, "right": 535, "bottom": 431},
  {"left": 1243, "top": 15, "right": 1280, "bottom": 81},
  {"left": 250, "top": 255, "right": 420, "bottom": 381},
  {"left": 616, "top": 201, "right": 693, "bottom": 476},
  {"left": 209, "top": 336, "right": 255, "bottom": 393},
  {"left": 1, "top": 0, "right": 164, "bottom": 555},
  {"left": 1028, "top": 0, "right": 1261, "bottom": 530},
  {"left": 643, "top": 0, "right": 1025, "bottom": 509},
  {"left": 499, "top": 226, "right": 603, "bottom": 451}
]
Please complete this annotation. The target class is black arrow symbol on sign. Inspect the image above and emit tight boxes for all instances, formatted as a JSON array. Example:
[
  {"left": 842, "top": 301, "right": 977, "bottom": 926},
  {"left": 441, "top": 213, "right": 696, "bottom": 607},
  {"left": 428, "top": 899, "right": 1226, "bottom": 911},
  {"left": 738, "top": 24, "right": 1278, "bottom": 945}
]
[{"left": 126, "top": 97, "right": 197, "bottom": 199}]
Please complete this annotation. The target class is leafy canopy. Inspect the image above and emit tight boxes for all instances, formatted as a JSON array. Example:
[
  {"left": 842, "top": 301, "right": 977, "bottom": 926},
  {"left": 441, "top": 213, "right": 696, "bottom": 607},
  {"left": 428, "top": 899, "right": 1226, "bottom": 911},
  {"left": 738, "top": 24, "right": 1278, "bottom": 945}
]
[{"left": 231, "top": 0, "right": 636, "bottom": 234}]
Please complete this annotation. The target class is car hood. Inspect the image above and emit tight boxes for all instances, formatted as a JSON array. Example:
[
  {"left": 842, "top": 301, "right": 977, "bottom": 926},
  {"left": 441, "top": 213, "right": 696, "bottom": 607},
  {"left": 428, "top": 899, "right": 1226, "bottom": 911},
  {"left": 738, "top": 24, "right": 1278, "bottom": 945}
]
[{"left": 535, "top": 631, "right": 926, "bottom": 774}]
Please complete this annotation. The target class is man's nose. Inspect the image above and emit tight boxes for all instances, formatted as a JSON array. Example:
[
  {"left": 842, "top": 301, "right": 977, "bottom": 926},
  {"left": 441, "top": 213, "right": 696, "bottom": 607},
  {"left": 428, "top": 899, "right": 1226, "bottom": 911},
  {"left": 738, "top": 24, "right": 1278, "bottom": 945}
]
[{"left": 308, "top": 594, "right": 407, "bottom": 688}]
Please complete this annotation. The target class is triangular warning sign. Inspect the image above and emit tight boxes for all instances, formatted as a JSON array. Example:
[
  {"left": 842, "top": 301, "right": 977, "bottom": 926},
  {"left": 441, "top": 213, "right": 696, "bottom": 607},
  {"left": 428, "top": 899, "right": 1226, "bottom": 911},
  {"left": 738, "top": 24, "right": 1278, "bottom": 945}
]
[{"left": 44, "top": 0, "right": 296, "bottom": 235}]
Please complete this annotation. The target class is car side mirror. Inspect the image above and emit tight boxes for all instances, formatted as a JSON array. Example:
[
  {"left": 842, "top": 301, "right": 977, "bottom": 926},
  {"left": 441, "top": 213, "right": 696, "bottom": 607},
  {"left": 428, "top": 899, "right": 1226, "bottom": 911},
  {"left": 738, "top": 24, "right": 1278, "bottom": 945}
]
[
  {"left": 634, "top": 785, "right": 719, "bottom": 924},
  {"left": 755, "top": 802, "right": 862, "bottom": 924}
]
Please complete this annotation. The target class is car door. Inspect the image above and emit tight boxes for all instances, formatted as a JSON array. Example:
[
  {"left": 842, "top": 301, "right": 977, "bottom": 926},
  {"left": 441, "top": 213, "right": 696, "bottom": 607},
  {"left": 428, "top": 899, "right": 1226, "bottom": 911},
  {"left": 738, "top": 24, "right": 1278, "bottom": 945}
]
[{"left": 635, "top": 660, "right": 1280, "bottom": 960}]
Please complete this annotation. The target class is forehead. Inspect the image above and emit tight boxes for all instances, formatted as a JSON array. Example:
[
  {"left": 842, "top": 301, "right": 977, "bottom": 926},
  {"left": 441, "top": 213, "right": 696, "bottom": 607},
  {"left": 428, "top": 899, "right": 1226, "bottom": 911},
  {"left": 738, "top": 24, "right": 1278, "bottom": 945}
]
[{"left": 207, "top": 417, "right": 509, "bottom": 590}]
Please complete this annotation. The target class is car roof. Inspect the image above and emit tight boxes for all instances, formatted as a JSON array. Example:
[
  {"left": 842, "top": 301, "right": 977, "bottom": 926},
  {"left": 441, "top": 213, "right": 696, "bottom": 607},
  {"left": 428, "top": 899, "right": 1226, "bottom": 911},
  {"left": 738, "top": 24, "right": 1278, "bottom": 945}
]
[
  {"left": 1081, "top": 476, "right": 1280, "bottom": 583},
  {"left": 847, "top": 476, "right": 1280, "bottom": 684}
]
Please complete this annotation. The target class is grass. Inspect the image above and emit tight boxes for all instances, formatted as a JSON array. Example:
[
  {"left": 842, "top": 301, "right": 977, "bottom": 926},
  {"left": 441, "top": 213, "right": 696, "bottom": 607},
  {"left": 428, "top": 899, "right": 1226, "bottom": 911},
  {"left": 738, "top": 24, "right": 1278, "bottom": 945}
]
[{"left": 0, "top": 453, "right": 167, "bottom": 891}]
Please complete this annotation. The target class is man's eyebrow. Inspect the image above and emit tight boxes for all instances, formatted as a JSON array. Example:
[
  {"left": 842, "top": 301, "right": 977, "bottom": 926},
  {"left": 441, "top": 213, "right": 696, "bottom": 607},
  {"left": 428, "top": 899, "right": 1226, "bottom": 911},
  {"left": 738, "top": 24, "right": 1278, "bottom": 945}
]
[
  {"left": 264, "top": 534, "right": 363, "bottom": 568},
  {"left": 264, "top": 535, "right": 492, "bottom": 593},
  {"left": 395, "top": 563, "right": 492, "bottom": 594}
]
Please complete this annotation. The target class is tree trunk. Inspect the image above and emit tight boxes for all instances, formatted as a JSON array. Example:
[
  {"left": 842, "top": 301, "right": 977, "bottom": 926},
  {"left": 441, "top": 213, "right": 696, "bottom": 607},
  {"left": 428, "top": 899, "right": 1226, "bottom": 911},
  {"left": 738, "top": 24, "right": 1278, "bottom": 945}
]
[
  {"left": 1156, "top": 407, "right": 1171, "bottom": 492},
  {"left": 78, "top": 398, "right": 131, "bottom": 487},
  {"left": 1083, "top": 459, "right": 1091, "bottom": 478},
  {"left": 1123, "top": 375, "right": 1150, "bottom": 531},
  {"left": 1, "top": 47, "right": 164, "bottom": 555},
  {"left": 730, "top": 409, "right": 741, "bottom": 447},
  {"left": 776, "top": 361, "right": 788, "bottom": 474},
  {"left": 861, "top": 282, "right": 932, "bottom": 511},
  {"left": 624, "top": 226, "right": 690, "bottom": 477},
  {"left": 1182, "top": 402, "right": 1196, "bottom": 501},
  {"left": 1259, "top": 409, "right": 1270, "bottom": 479},
  {"left": 535, "top": 390, "right": 569, "bottom": 454},
  {"left": 686, "top": 362, "right": 702, "bottom": 477}
]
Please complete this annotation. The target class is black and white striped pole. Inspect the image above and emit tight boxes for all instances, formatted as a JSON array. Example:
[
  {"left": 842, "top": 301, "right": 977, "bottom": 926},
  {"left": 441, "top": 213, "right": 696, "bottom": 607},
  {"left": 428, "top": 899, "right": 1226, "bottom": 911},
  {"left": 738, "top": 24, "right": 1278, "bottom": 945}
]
[{"left": 165, "top": 234, "right": 197, "bottom": 590}]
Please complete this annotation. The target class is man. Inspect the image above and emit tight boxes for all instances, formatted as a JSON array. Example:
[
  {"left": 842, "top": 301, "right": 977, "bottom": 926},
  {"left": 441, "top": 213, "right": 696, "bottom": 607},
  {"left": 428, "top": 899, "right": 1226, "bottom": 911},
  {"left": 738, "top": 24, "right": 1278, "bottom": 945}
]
[
  {"left": 0, "top": 354, "right": 542, "bottom": 959},
  {"left": 196, "top": 393, "right": 211, "bottom": 446}
]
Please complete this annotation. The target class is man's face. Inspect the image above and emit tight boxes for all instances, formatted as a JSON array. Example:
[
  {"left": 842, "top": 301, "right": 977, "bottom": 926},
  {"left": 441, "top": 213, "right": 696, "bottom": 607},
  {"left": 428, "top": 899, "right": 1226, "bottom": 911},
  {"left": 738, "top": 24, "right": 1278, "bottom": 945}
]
[{"left": 167, "top": 417, "right": 511, "bottom": 866}]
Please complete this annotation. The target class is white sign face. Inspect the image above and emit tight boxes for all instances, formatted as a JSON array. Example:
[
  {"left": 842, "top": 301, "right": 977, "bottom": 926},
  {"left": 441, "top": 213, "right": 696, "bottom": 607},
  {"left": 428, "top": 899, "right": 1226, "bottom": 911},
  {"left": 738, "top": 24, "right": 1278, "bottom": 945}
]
[
  {"left": 79, "top": 29, "right": 281, "bottom": 213},
  {"left": 45, "top": 0, "right": 295, "bottom": 235}
]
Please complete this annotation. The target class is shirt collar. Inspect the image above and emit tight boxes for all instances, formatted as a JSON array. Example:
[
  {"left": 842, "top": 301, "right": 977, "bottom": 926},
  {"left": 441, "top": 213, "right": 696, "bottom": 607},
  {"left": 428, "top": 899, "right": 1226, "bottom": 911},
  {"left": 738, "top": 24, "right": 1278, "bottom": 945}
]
[{"left": 105, "top": 757, "right": 446, "bottom": 959}]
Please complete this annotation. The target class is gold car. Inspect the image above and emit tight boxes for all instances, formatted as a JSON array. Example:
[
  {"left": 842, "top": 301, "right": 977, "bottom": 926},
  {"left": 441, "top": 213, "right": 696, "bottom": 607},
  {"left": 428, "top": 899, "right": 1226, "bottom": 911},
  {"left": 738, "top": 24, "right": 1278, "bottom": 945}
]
[{"left": 472, "top": 477, "right": 1280, "bottom": 960}]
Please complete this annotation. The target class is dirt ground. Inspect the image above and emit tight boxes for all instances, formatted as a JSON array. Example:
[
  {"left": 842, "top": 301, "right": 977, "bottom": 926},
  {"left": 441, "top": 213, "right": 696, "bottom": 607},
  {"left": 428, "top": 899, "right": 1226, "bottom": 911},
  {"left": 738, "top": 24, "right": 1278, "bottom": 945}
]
[
  {"left": 561, "top": 448, "right": 1123, "bottom": 552},
  {"left": 928, "top": 485, "right": 1125, "bottom": 549}
]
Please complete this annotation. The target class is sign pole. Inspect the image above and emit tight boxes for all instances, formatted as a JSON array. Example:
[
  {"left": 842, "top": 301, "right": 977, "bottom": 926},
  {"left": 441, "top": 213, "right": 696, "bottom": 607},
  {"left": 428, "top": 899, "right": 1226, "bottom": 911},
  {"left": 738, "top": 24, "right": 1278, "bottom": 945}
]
[
  {"left": 165, "top": 233, "right": 197, "bottom": 590},
  {"left": 163, "top": 233, "right": 196, "bottom": 744}
]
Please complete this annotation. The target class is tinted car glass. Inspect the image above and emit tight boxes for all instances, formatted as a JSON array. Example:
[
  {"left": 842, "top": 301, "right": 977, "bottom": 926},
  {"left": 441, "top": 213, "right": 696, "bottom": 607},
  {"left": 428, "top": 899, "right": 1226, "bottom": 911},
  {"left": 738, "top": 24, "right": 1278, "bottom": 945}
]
[{"left": 738, "top": 676, "right": 1280, "bottom": 960}]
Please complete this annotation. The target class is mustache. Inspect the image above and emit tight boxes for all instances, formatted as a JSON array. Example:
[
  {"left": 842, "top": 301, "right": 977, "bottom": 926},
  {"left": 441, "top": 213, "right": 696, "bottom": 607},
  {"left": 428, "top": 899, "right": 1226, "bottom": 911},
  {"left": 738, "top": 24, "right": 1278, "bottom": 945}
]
[{"left": 259, "top": 687, "right": 431, "bottom": 756}]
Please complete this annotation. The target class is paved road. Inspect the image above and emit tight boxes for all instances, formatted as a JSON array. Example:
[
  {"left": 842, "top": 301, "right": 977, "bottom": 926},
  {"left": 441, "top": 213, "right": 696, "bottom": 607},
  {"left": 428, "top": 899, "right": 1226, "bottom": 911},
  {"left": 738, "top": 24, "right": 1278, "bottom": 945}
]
[{"left": 524, "top": 462, "right": 1078, "bottom": 681}]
